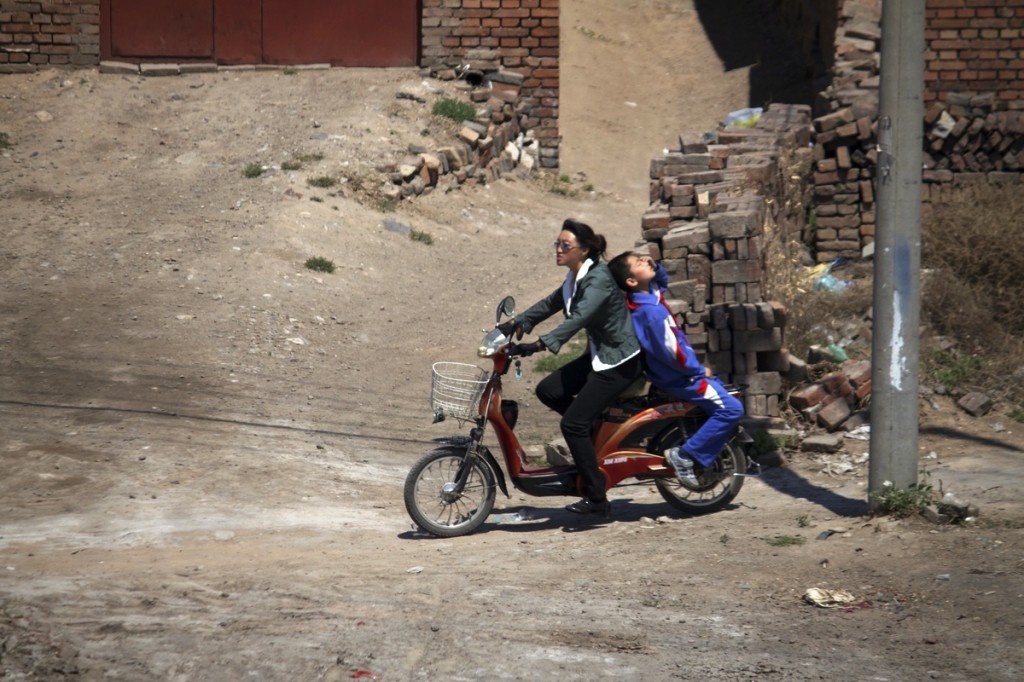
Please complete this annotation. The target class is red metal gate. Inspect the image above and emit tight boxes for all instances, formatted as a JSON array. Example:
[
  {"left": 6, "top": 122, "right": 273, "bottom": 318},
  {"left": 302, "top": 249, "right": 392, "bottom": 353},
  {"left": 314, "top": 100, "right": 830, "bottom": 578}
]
[
  {"left": 262, "top": 0, "right": 418, "bottom": 66},
  {"left": 102, "top": 0, "right": 419, "bottom": 66},
  {"left": 108, "top": 0, "right": 214, "bottom": 59}
]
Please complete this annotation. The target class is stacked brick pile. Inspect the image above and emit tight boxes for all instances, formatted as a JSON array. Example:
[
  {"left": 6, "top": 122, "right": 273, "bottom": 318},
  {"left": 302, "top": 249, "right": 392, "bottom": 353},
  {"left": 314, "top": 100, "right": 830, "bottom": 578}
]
[
  {"left": 0, "top": 0, "right": 99, "bottom": 71},
  {"left": 810, "top": 107, "right": 876, "bottom": 262},
  {"left": 638, "top": 104, "right": 813, "bottom": 424},
  {"left": 923, "top": 93, "right": 1024, "bottom": 182},
  {"left": 808, "top": 0, "right": 879, "bottom": 263},
  {"left": 382, "top": 67, "right": 537, "bottom": 200},
  {"left": 817, "top": 0, "right": 880, "bottom": 117}
]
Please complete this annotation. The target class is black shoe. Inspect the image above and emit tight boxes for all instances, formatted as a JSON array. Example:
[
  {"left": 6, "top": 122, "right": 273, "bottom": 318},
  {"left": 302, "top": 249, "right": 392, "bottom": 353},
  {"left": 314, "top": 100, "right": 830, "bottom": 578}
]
[{"left": 565, "top": 498, "right": 611, "bottom": 515}]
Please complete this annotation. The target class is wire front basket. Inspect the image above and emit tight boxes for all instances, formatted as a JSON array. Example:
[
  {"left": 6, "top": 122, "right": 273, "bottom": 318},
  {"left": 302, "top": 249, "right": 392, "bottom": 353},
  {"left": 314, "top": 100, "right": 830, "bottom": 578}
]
[{"left": 430, "top": 362, "right": 489, "bottom": 422}]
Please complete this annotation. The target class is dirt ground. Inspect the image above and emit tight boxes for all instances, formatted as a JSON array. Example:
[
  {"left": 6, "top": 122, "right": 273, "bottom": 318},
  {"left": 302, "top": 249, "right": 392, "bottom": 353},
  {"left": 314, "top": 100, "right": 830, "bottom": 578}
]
[{"left": 2, "top": 1, "right": 1023, "bottom": 680}]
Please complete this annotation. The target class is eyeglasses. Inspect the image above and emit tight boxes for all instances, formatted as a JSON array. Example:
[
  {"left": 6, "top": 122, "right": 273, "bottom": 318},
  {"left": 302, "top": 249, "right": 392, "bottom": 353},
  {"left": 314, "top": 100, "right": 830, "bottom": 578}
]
[{"left": 553, "top": 241, "right": 580, "bottom": 252}]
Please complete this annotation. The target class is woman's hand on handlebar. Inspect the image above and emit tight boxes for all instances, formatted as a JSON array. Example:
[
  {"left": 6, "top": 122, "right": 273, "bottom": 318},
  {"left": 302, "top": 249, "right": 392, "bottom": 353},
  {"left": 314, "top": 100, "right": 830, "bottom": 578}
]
[
  {"left": 497, "top": 319, "right": 524, "bottom": 340},
  {"left": 511, "top": 339, "right": 545, "bottom": 357}
]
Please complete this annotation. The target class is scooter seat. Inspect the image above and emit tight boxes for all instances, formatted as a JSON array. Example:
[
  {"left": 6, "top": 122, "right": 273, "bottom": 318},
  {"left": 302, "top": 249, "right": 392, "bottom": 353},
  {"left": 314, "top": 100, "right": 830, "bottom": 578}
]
[{"left": 618, "top": 376, "right": 649, "bottom": 399}]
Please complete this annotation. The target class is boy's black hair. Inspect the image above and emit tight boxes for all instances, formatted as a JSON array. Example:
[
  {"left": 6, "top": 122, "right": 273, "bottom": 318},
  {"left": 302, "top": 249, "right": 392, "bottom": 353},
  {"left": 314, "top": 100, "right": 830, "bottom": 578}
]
[{"left": 608, "top": 251, "right": 639, "bottom": 292}]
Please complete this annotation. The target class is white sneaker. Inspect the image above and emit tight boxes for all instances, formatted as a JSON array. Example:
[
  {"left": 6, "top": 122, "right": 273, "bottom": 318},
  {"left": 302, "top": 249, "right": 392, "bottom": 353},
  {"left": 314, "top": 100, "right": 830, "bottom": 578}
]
[{"left": 667, "top": 447, "right": 699, "bottom": 486}]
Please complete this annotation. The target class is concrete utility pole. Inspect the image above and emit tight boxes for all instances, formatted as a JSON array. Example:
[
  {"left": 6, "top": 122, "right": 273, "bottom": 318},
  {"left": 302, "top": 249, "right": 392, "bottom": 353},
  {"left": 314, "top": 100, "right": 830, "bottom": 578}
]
[{"left": 868, "top": 0, "right": 926, "bottom": 505}]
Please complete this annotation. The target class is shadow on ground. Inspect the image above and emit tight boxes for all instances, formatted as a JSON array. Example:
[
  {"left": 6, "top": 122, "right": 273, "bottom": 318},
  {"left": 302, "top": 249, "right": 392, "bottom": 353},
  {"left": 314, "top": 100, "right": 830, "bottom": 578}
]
[{"left": 751, "top": 466, "right": 868, "bottom": 517}]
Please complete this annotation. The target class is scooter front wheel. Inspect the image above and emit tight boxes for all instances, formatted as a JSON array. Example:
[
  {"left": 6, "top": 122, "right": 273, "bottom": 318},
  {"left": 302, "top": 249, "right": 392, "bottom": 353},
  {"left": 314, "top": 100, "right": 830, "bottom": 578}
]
[
  {"left": 655, "top": 440, "right": 746, "bottom": 514},
  {"left": 404, "top": 446, "right": 497, "bottom": 537}
]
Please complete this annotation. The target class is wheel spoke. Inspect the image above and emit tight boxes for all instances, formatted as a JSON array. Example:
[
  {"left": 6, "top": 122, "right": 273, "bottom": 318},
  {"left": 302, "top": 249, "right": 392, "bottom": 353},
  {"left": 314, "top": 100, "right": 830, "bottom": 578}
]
[{"left": 655, "top": 440, "right": 746, "bottom": 514}]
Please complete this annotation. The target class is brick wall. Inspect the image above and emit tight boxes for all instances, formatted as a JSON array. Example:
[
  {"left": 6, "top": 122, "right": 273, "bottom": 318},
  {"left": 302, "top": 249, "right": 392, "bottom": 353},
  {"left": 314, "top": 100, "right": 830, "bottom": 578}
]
[
  {"left": 828, "top": 0, "right": 1024, "bottom": 108},
  {"left": 924, "top": 0, "right": 1024, "bottom": 104},
  {"left": 0, "top": 0, "right": 99, "bottom": 71},
  {"left": 421, "top": 0, "right": 559, "bottom": 168}
]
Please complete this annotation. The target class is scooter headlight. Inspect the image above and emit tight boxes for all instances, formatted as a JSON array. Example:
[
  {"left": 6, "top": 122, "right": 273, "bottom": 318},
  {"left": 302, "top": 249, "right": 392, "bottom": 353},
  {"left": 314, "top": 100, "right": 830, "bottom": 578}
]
[{"left": 478, "top": 328, "right": 508, "bottom": 357}]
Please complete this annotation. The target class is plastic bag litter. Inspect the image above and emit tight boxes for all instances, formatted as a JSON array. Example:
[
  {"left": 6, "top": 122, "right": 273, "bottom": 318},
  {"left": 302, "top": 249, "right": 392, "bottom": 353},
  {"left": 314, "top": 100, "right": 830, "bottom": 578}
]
[
  {"left": 803, "top": 587, "right": 858, "bottom": 608},
  {"left": 723, "top": 107, "right": 762, "bottom": 128},
  {"left": 826, "top": 335, "right": 849, "bottom": 362},
  {"left": 812, "top": 258, "right": 852, "bottom": 293},
  {"left": 492, "top": 511, "right": 533, "bottom": 523},
  {"left": 844, "top": 425, "right": 871, "bottom": 440}
]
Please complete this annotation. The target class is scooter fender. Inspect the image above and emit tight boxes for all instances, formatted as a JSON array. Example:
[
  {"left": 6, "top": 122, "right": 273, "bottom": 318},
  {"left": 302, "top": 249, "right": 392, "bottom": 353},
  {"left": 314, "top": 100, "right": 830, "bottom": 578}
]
[
  {"left": 479, "top": 446, "right": 510, "bottom": 498},
  {"left": 432, "top": 436, "right": 509, "bottom": 498}
]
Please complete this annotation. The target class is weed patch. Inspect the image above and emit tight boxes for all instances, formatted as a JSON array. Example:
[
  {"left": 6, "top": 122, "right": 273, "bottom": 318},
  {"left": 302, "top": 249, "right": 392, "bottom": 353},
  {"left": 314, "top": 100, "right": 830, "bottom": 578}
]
[
  {"left": 748, "top": 428, "right": 794, "bottom": 457},
  {"left": 432, "top": 98, "right": 476, "bottom": 124},
  {"left": 761, "top": 148, "right": 877, "bottom": 364},
  {"left": 281, "top": 160, "right": 302, "bottom": 171},
  {"left": 926, "top": 350, "right": 982, "bottom": 394},
  {"left": 575, "top": 25, "right": 612, "bottom": 42},
  {"left": 307, "top": 176, "right": 337, "bottom": 189},
  {"left": 544, "top": 173, "right": 597, "bottom": 198},
  {"left": 0, "top": 132, "right": 13, "bottom": 149},
  {"left": 243, "top": 163, "right": 265, "bottom": 178},
  {"left": 410, "top": 229, "right": 434, "bottom": 245},
  {"left": 304, "top": 257, "right": 335, "bottom": 274},
  {"left": 766, "top": 535, "right": 805, "bottom": 546},
  {"left": 870, "top": 481, "right": 936, "bottom": 519}
]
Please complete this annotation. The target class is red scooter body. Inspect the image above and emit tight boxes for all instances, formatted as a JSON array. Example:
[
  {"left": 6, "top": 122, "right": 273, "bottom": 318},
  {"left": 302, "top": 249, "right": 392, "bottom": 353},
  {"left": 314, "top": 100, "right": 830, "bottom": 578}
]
[{"left": 480, "top": 357, "right": 703, "bottom": 496}]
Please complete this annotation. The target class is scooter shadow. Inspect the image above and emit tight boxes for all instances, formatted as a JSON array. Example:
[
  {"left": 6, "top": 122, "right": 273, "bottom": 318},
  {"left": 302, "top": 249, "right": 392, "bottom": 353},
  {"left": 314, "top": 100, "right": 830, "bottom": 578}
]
[{"left": 397, "top": 498, "right": 745, "bottom": 540}]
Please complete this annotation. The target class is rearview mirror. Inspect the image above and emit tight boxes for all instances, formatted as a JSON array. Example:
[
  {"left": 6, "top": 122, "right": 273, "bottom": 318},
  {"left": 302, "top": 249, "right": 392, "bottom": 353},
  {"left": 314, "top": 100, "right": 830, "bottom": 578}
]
[{"left": 495, "top": 296, "right": 515, "bottom": 324}]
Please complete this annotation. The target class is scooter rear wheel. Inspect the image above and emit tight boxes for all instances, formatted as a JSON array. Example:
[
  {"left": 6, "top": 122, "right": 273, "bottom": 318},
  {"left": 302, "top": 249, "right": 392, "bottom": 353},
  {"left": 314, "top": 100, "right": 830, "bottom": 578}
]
[
  {"left": 655, "top": 440, "right": 746, "bottom": 514},
  {"left": 404, "top": 446, "right": 497, "bottom": 537}
]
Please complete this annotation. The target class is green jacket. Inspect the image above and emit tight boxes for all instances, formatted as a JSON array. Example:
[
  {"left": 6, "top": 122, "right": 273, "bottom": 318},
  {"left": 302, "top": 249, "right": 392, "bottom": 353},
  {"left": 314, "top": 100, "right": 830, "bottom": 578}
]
[{"left": 517, "top": 260, "right": 640, "bottom": 368}]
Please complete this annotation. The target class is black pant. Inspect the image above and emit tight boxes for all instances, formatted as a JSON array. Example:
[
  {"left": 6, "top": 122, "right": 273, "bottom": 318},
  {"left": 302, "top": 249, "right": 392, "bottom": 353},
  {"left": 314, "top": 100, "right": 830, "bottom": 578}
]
[{"left": 535, "top": 353, "right": 643, "bottom": 502}]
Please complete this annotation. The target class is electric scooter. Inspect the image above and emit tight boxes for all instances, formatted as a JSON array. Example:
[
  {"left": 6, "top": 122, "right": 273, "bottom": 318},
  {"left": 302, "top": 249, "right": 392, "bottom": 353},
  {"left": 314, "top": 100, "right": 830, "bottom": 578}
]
[{"left": 403, "top": 295, "right": 755, "bottom": 537}]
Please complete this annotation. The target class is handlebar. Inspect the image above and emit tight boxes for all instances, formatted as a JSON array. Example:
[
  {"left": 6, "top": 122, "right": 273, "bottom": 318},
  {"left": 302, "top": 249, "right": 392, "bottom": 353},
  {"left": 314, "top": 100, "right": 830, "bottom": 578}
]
[{"left": 507, "top": 341, "right": 544, "bottom": 358}]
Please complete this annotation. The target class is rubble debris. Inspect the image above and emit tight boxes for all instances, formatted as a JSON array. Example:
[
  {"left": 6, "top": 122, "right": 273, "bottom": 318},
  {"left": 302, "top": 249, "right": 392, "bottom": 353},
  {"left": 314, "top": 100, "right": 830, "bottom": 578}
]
[
  {"left": 801, "top": 434, "right": 843, "bottom": 453},
  {"left": 803, "top": 587, "right": 859, "bottom": 608},
  {"left": 957, "top": 392, "right": 993, "bottom": 417}
]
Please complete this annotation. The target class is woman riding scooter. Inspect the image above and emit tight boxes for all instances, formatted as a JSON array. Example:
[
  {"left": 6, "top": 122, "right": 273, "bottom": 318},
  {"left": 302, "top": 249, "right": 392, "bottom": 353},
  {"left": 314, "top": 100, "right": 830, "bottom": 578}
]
[{"left": 501, "top": 219, "right": 642, "bottom": 515}]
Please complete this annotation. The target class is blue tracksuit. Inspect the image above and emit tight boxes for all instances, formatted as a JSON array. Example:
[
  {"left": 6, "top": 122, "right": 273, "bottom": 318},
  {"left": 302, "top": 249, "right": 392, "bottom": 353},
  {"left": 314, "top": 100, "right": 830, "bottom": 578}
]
[{"left": 627, "top": 264, "right": 744, "bottom": 467}]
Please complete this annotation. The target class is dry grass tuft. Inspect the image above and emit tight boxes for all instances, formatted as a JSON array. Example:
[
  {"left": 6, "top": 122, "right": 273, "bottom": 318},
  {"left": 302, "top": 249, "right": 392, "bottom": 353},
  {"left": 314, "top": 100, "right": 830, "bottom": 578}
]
[
  {"left": 761, "top": 150, "right": 873, "bottom": 363},
  {"left": 922, "top": 184, "right": 1024, "bottom": 339},
  {"left": 921, "top": 184, "right": 1024, "bottom": 400}
]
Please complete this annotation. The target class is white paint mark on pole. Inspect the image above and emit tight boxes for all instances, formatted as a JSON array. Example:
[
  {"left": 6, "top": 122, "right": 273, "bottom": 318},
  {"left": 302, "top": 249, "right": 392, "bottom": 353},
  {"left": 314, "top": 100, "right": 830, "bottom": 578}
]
[{"left": 890, "top": 297, "right": 904, "bottom": 390}]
